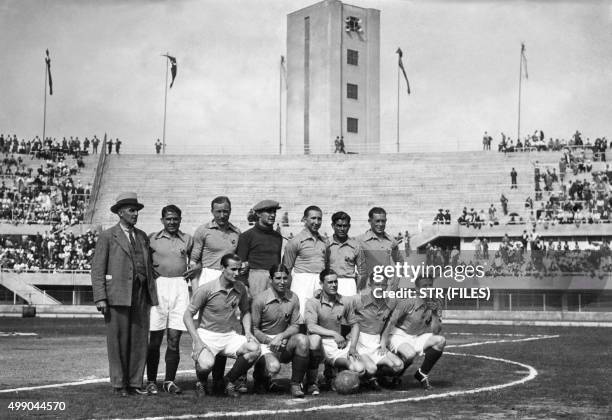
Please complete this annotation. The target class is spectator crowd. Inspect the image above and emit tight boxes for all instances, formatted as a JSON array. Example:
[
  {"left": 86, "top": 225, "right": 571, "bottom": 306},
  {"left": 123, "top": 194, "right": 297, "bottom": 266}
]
[
  {"left": 0, "top": 229, "right": 98, "bottom": 272},
  {"left": 491, "top": 129, "right": 608, "bottom": 159},
  {"left": 0, "top": 133, "right": 94, "bottom": 226}
]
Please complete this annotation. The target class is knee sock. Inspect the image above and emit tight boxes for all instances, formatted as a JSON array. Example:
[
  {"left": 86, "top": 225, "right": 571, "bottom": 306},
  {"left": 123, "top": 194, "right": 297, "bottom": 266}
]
[
  {"left": 164, "top": 348, "right": 180, "bottom": 382},
  {"left": 195, "top": 364, "right": 209, "bottom": 384},
  {"left": 225, "top": 355, "right": 252, "bottom": 383},
  {"left": 252, "top": 358, "right": 268, "bottom": 382},
  {"left": 376, "top": 364, "right": 396, "bottom": 377},
  {"left": 420, "top": 348, "right": 443, "bottom": 375},
  {"left": 212, "top": 354, "right": 227, "bottom": 383},
  {"left": 291, "top": 354, "right": 309, "bottom": 384},
  {"left": 308, "top": 349, "right": 322, "bottom": 370}
]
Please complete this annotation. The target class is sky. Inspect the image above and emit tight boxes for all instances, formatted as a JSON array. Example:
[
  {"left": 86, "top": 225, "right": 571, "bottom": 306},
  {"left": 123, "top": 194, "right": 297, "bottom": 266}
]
[{"left": 1, "top": 0, "right": 611, "bottom": 154}]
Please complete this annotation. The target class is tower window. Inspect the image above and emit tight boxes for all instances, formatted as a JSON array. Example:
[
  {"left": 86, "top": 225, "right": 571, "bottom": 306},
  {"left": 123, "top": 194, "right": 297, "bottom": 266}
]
[
  {"left": 347, "top": 49, "right": 358, "bottom": 65},
  {"left": 347, "top": 83, "right": 358, "bottom": 99},
  {"left": 347, "top": 117, "right": 358, "bottom": 133}
]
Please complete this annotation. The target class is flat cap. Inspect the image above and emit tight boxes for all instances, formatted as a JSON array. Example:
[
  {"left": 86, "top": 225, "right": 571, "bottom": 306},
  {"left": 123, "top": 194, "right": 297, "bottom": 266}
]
[{"left": 253, "top": 199, "right": 281, "bottom": 212}]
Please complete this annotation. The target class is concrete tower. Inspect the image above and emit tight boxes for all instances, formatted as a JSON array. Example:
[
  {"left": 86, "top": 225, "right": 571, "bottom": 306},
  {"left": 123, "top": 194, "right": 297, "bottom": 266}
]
[{"left": 286, "top": 0, "right": 380, "bottom": 154}]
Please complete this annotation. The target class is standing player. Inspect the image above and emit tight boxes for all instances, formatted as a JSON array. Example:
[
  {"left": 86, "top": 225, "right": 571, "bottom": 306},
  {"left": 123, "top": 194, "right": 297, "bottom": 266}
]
[
  {"left": 251, "top": 264, "right": 309, "bottom": 398},
  {"left": 381, "top": 276, "right": 446, "bottom": 390},
  {"left": 145, "top": 205, "right": 193, "bottom": 395},
  {"left": 187, "top": 196, "right": 240, "bottom": 289},
  {"left": 305, "top": 268, "right": 366, "bottom": 395},
  {"left": 185, "top": 196, "right": 240, "bottom": 393},
  {"left": 236, "top": 200, "right": 283, "bottom": 297},
  {"left": 183, "top": 253, "right": 261, "bottom": 397},
  {"left": 354, "top": 274, "right": 404, "bottom": 389},
  {"left": 283, "top": 206, "right": 328, "bottom": 316},
  {"left": 327, "top": 211, "right": 367, "bottom": 297},
  {"left": 358, "top": 207, "right": 403, "bottom": 291}
]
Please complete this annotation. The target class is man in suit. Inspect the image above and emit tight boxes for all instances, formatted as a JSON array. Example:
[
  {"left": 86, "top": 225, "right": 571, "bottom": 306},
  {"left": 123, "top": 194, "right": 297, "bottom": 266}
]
[{"left": 91, "top": 192, "right": 158, "bottom": 397}]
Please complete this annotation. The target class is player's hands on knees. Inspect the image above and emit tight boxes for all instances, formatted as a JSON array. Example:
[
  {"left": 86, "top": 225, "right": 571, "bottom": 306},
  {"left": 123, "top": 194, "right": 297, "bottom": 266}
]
[
  {"left": 334, "top": 333, "right": 347, "bottom": 349},
  {"left": 376, "top": 346, "right": 387, "bottom": 356},
  {"left": 348, "top": 348, "right": 360, "bottom": 360},
  {"left": 269, "top": 335, "right": 284, "bottom": 353},
  {"left": 96, "top": 300, "right": 108, "bottom": 315},
  {"left": 192, "top": 340, "right": 208, "bottom": 362}
]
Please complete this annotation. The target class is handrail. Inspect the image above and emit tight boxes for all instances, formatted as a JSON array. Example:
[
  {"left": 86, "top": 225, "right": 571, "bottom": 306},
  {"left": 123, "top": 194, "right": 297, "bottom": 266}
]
[
  {"left": 86, "top": 135, "right": 108, "bottom": 223},
  {"left": 0, "top": 268, "right": 91, "bottom": 274}
]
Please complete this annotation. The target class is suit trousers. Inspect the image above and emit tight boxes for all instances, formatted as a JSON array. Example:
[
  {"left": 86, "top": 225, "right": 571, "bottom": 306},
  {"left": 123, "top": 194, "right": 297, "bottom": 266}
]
[{"left": 105, "top": 285, "right": 150, "bottom": 389}]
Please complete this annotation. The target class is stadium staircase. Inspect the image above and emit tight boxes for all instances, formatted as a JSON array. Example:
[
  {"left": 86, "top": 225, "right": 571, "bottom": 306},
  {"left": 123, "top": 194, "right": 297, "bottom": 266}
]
[
  {"left": 89, "top": 151, "right": 562, "bottom": 240},
  {"left": 0, "top": 273, "right": 61, "bottom": 305}
]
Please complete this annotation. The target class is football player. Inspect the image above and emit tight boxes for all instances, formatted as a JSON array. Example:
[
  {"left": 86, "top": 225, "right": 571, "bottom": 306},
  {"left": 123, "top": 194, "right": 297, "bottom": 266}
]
[
  {"left": 381, "top": 276, "right": 446, "bottom": 390},
  {"left": 353, "top": 274, "right": 404, "bottom": 389},
  {"left": 304, "top": 269, "right": 366, "bottom": 394},
  {"left": 183, "top": 253, "right": 261, "bottom": 397},
  {"left": 251, "top": 264, "right": 309, "bottom": 398}
]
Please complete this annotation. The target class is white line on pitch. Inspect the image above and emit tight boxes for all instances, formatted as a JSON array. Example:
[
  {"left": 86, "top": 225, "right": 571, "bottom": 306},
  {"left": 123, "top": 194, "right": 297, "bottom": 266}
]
[
  {"left": 104, "top": 351, "right": 539, "bottom": 420},
  {"left": 446, "top": 334, "right": 560, "bottom": 348},
  {"left": 0, "top": 335, "right": 556, "bottom": 395}
]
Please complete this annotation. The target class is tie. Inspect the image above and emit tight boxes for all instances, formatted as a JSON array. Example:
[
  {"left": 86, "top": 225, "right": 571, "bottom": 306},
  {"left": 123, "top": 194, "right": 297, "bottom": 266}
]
[{"left": 128, "top": 230, "right": 137, "bottom": 250}]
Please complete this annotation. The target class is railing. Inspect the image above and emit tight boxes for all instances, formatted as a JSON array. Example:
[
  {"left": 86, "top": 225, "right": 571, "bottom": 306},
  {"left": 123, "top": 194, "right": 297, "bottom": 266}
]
[
  {"left": 86, "top": 136, "right": 108, "bottom": 223},
  {"left": 0, "top": 268, "right": 91, "bottom": 274}
]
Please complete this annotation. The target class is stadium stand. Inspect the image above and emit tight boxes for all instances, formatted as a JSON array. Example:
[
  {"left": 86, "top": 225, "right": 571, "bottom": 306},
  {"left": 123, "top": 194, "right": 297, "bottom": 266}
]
[
  {"left": 90, "top": 152, "right": 556, "bottom": 236},
  {"left": 0, "top": 134, "right": 98, "bottom": 226}
]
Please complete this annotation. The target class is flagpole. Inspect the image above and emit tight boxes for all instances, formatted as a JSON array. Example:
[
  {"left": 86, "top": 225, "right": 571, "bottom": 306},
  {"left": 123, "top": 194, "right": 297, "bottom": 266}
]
[
  {"left": 396, "top": 61, "right": 400, "bottom": 153},
  {"left": 43, "top": 57, "right": 48, "bottom": 143},
  {"left": 279, "top": 56, "right": 282, "bottom": 155},
  {"left": 517, "top": 46, "right": 523, "bottom": 144},
  {"left": 162, "top": 52, "right": 169, "bottom": 155}
]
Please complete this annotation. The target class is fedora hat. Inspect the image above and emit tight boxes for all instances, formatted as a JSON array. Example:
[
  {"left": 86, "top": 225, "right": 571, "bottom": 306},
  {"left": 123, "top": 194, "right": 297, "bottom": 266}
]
[{"left": 110, "top": 192, "right": 144, "bottom": 214}]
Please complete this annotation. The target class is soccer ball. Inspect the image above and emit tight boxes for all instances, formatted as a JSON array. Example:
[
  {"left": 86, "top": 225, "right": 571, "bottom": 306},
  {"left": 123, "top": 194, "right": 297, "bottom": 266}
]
[{"left": 333, "top": 370, "right": 360, "bottom": 395}]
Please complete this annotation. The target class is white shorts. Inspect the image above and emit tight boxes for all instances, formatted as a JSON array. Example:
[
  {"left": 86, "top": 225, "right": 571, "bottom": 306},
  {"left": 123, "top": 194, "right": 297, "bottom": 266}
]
[
  {"left": 198, "top": 268, "right": 222, "bottom": 286},
  {"left": 389, "top": 328, "right": 432, "bottom": 356},
  {"left": 290, "top": 272, "right": 320, "bottom": 317},
  {"left": 196, "top": 328, "right": 247, "bottom": 358},
  {"left": 337, "top": 277, "right": 357, "bottom": 297},
  {"left": 322, "top": 337, "right": 349, "bottom": 364},
  {"left": 259, "top": 334, "right": 279, "bottom": 357},
  {"left": 356, "top": 332, "right": 386, "bottom": 365},
  {"left": 150, "top": 276, "right": 189, "bottom": 331}
]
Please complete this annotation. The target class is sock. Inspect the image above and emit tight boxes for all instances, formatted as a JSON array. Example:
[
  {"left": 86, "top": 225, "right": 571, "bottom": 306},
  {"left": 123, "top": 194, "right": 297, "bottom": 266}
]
[
  {"left": 291, "top": 354, "right": 309, "bottom": 384},
  {"left": 212, "top": 354, "right": 227, "bottom": 383},
  {"left": 195, "top": 365, "right": 209, "bottom": 384},
  {"left": 308, "top": 349, "right": 322, "bottom": 370},
  {"left": 225, "top": 355, "right": 251, "bottom": 383},
  {"left": 146, "top": 331, "right": 164, "bottom": 382},
  {"left": 420, "top": 347, "right": 443, "bottom": 375},
  {"left": 376, "top": 365, "right": 396, "bottom": 377},
  {"left": 397, "top": 355, "right": 412, "bottom": 376},
  {"left": 253, "top": 358, "right": 268, "bottom": 383},
  {"left": 164, "top": 348, "right": 180, "bottom": 382}
]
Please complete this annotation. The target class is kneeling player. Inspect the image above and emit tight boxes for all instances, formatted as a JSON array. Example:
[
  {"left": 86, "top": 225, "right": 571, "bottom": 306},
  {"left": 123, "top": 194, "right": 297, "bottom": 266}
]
[
  {"left": 251, "top": 264, "right": 309, "bottom": 398},
  {"left": 183, "top": 253, "right": 261, "bottom": 397},
  {"left": 354, "top": 275, "right": 404, "bottom": 389},
  {"left": 381, "top": 276, "right": 445, "bottom": 390},
  {"left": 305, "top": 269, "right": 366, "bottom": 393}
]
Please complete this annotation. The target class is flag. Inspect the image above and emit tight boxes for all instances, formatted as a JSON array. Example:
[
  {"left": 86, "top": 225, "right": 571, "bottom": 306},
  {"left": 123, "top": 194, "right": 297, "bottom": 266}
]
[
  {"left": 45, "top": 49, "right": 53, "bottom": 95},
  {"left": 163, "top": 54, "right": 177, "bottom": 88},
  {"left": 521, "top": 43, "right": 528, "bottom": 79},
  {"left": 396, "top": 48, "right": 410, "bottom": 94},
  {"left": 280, "top": 55, "right": 287, "bottom": 89}
]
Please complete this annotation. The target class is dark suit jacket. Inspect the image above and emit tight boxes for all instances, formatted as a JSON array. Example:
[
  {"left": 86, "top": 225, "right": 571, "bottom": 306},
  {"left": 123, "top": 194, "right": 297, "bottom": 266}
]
[{"left": 91, "top": 223, "right": 158, "bottom": 306}]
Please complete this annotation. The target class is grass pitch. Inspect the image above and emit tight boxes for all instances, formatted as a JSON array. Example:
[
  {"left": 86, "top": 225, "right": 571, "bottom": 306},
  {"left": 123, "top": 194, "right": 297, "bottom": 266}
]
[{"left": 0, "top": 318, "right": 610, "bottom": 419}]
